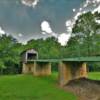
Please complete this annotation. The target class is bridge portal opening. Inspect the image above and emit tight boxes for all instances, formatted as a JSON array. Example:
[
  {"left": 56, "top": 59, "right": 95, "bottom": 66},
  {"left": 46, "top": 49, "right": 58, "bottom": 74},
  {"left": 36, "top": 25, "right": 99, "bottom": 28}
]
[
  {"left": 21, "top": 49, "right": 38, "bottom": 62},
  {"left": 27, "top": 53, "right": 37, "bottom": 60}
]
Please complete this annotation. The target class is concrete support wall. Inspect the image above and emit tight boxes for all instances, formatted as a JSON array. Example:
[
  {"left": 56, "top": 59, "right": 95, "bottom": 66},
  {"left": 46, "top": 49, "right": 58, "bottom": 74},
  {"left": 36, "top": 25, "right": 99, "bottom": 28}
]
[
  {"left": 79, "top": 62, "right": 88, "bottom": 78},
  {"left": 22, "top": 62, "right": 51, "bottom": 76},
  {"left": 58, "top": 61, "right": 87, "bottom": 86},
  {"left": 22, "top": 63, "right": 35, "bottom": 74},
  {"left": 35, "top": 62, "right": 51, "bottom": 76}
]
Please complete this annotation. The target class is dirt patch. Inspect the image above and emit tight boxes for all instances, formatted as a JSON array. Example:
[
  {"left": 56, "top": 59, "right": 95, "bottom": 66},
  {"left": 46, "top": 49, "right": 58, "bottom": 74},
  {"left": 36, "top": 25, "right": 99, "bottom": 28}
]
[{"left": 64, "top": 78, "right": 100, "bottom": 100}]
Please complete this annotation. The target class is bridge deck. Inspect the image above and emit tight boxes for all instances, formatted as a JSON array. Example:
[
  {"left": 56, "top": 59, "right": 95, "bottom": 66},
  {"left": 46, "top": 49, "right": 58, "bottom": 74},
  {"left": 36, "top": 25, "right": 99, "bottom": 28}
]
[{"left": 27, "top": 56, "right": 100, "bottom": 62}]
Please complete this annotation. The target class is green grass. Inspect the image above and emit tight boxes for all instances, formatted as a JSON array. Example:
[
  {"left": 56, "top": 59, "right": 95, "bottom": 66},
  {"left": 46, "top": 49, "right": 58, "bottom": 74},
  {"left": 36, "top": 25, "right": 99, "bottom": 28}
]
[
  {"left": 88, "top": 72, "right": 100, "bottom": 80},
  {"left": 0, "top": 72, "right": 99, "bottom": 100},
  {"left": 0, "top": 74, "right": 77, "bottom": 100}
]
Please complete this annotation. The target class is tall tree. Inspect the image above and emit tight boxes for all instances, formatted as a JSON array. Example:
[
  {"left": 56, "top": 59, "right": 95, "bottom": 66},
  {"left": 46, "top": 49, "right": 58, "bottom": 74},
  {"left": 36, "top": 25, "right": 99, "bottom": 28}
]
[
  {"left": 0, "top": 34, "right": 23, "bottom": 74},
  {"left": 72, "top": 12, "right": 100, "bottom": 56}
]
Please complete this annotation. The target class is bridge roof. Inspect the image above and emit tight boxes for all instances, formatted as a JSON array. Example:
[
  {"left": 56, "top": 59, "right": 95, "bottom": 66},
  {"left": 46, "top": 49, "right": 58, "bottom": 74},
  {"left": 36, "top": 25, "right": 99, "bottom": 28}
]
[
  {"left": 62, "top": 56, "right": 100, "bottom": 62},
  {"left": 27, "top": 56, "right": 100, "bottom": 62}
]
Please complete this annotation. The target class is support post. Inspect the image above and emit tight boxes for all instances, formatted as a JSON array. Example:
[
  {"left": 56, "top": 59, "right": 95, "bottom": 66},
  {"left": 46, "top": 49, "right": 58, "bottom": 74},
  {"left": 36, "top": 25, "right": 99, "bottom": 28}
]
[
  {"left": 79, "top": 62, "right": 88, "bottom": 78},
  {"left": 58, "top": 61, "right": 88, "bottom": 86},
  {"left": 22, "top": 61, "right": 51, "bottom": 76},
  {"left": 58, "top": 61, "right": 72, "bottom": 86},
  {"left": 35, "top": 62, "right": 51, "bottom": 76},
  {"left": 22, "top": 62, "right": 35, "bottom": 74}
]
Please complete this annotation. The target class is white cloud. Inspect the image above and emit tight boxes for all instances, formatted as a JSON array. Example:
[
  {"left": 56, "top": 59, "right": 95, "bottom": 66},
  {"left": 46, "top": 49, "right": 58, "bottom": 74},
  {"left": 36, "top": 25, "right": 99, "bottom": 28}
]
[
  {"left": 32, "top": 0, "right": 39, "bottom": 8},
  {"left": 72, "top": 8, "right": 76, "bottom": 12},
  {"left": 66, "top": 20, "right": 72, "bottom": 27},
  {"left": 79, "top": 8, "right": 82, "bottom": 11},
  {"left": 0, "top": 27, "right": 5, "bottom": 36},
  {"left": 41, "top": 21, "right": 71, "bottom": 46},
  {"left": 21, "top": 0, "right": 32, "bottom": 6},
  {"left": 83, "top": 3, "right": 88, "bottom": 8},
  {"left": 66, "top": 20, "right": 74, "bottom": 33},
  {"left": 21, "top": 0, "right": 39, "bottom": 8},
  {"left": 41, "top": 21, "right": 57, "bottom": 37},
  {"left": 18, "top": 33, "right": 23, "bottom": 37},
  {"left": 41, "top": 31, "right": 46, "bottom": 35},
  {"left": 92, "top": 5, "right": 100, "bottom": 13},
  {"left": 41, "top": 21, "right": 53, "bottom": 34},
  {"left": 95, "top": 19, "right": 100, "bottom": 24},
  {"left": 74, "top": 12, "right": 82, "bottom": 20},
  {"left": 58, "top": 33, "right": 71, "bottom": 46},
  {"left": 83, "top": 0, "right": 100, "bottom": 14}
]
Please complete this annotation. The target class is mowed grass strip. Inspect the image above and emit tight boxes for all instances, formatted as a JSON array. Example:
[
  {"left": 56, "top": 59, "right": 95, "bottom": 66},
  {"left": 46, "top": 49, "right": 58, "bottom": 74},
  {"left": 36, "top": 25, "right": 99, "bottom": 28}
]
[
  {"left": 88, "top": 72, "right": 100, "bottom": 80},
  {"left": 0, "top": 74, "right": 77, "bottom": 100}
]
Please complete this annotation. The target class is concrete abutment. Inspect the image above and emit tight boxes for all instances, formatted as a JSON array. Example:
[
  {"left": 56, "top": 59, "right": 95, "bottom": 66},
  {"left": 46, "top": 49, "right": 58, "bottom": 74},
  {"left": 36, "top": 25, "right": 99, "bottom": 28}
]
[
  {"left": 22, "top": 61, "right": 51, "bottom": 76},
  {"left": 58, "top": 61, "right": 88, "bottom": 86}
]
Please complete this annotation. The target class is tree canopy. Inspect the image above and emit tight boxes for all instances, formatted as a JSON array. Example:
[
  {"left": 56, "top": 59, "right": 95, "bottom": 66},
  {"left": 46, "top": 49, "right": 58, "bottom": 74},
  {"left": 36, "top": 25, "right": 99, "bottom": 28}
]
[{"left": 72, "top": 12, "right": 100, "bottom": 56}]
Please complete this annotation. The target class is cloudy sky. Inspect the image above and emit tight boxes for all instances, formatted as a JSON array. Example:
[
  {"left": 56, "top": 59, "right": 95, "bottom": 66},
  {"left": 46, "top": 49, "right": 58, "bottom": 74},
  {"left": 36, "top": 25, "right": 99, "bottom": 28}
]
[{"left": 0, "top": 0, "right": 100, "bottom": 45}]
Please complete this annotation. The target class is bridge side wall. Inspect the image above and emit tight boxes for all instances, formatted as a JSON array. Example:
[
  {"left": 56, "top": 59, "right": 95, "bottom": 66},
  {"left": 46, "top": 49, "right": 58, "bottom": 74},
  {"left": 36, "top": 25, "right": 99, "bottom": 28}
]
[
  {"left": 58, "top": 62, "right": 87, "bottom": 86},
  {"left": 78, "top": 62, "right": 87, "bottom": 78},
  {"left": 22, "top": 62, "right": 36, "bottom": 74},
  {"left": 34, "top": 62, "right": 51, "bottom": 76},
  {"left": 22, "top": 62, "right": 51, "bottom": 76}
]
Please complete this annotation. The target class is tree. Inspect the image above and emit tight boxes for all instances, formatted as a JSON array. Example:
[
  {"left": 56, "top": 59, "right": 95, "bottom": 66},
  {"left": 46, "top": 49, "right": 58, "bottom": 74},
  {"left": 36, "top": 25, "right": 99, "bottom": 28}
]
[
  {"left": 72, "top": 12, "right": 100, "bottom": 56},
  {"left": 0, "top": 34, "right": 23, "bottom": 74},
  {"left": 67, "top": 36, "right": 80, "bottom": 57}
]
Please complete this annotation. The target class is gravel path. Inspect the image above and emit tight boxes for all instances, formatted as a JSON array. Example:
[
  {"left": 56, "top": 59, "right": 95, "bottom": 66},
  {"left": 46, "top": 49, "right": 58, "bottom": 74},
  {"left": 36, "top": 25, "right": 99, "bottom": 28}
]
[{"left": 64, "top": 78, "right": 100, "bottom": 100}]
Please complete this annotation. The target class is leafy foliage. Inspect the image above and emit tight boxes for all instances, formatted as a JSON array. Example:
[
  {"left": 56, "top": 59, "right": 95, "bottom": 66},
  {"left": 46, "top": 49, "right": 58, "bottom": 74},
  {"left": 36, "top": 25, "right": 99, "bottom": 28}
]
[
  {"left": 0, "top": 35, "right": 23, "bottom": 74},
  {"left": 72, "top": 12, "right": 100, "bottom": 56}
]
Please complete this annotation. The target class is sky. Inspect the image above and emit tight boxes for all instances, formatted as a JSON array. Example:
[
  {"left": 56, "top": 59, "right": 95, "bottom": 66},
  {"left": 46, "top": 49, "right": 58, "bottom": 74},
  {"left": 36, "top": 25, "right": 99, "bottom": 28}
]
[{"left": 0, "top": 0, "right": 100, "bottom": 45}]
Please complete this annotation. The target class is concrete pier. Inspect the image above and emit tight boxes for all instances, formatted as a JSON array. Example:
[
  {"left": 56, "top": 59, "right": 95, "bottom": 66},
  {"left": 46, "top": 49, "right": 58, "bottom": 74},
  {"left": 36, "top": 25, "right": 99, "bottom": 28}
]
[
  {"left": 58, "top": 61, "right": 87, "bottom": 86},
  {"left": 22, "top": 61, "right": 51, "bottom": 76}
]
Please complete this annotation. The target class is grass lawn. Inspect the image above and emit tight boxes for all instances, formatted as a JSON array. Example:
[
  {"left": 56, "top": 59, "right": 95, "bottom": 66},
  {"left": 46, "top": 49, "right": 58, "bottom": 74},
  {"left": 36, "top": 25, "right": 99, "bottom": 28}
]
[
  {"left": 0, "top": 72, "right": 99, "bottom": 100},
  {"left": 88, "top": 72, "right": 100, "bottom": 80},
  {"left": 0, "top": 74, "right": 77, "bottom": 100}
]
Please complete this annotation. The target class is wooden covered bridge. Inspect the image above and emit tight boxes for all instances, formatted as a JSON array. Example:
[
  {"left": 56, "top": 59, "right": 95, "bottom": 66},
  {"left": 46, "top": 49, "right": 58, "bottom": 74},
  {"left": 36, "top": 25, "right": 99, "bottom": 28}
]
[{"left": 21, "top": 49, "right": 100, "bottom": 86}]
